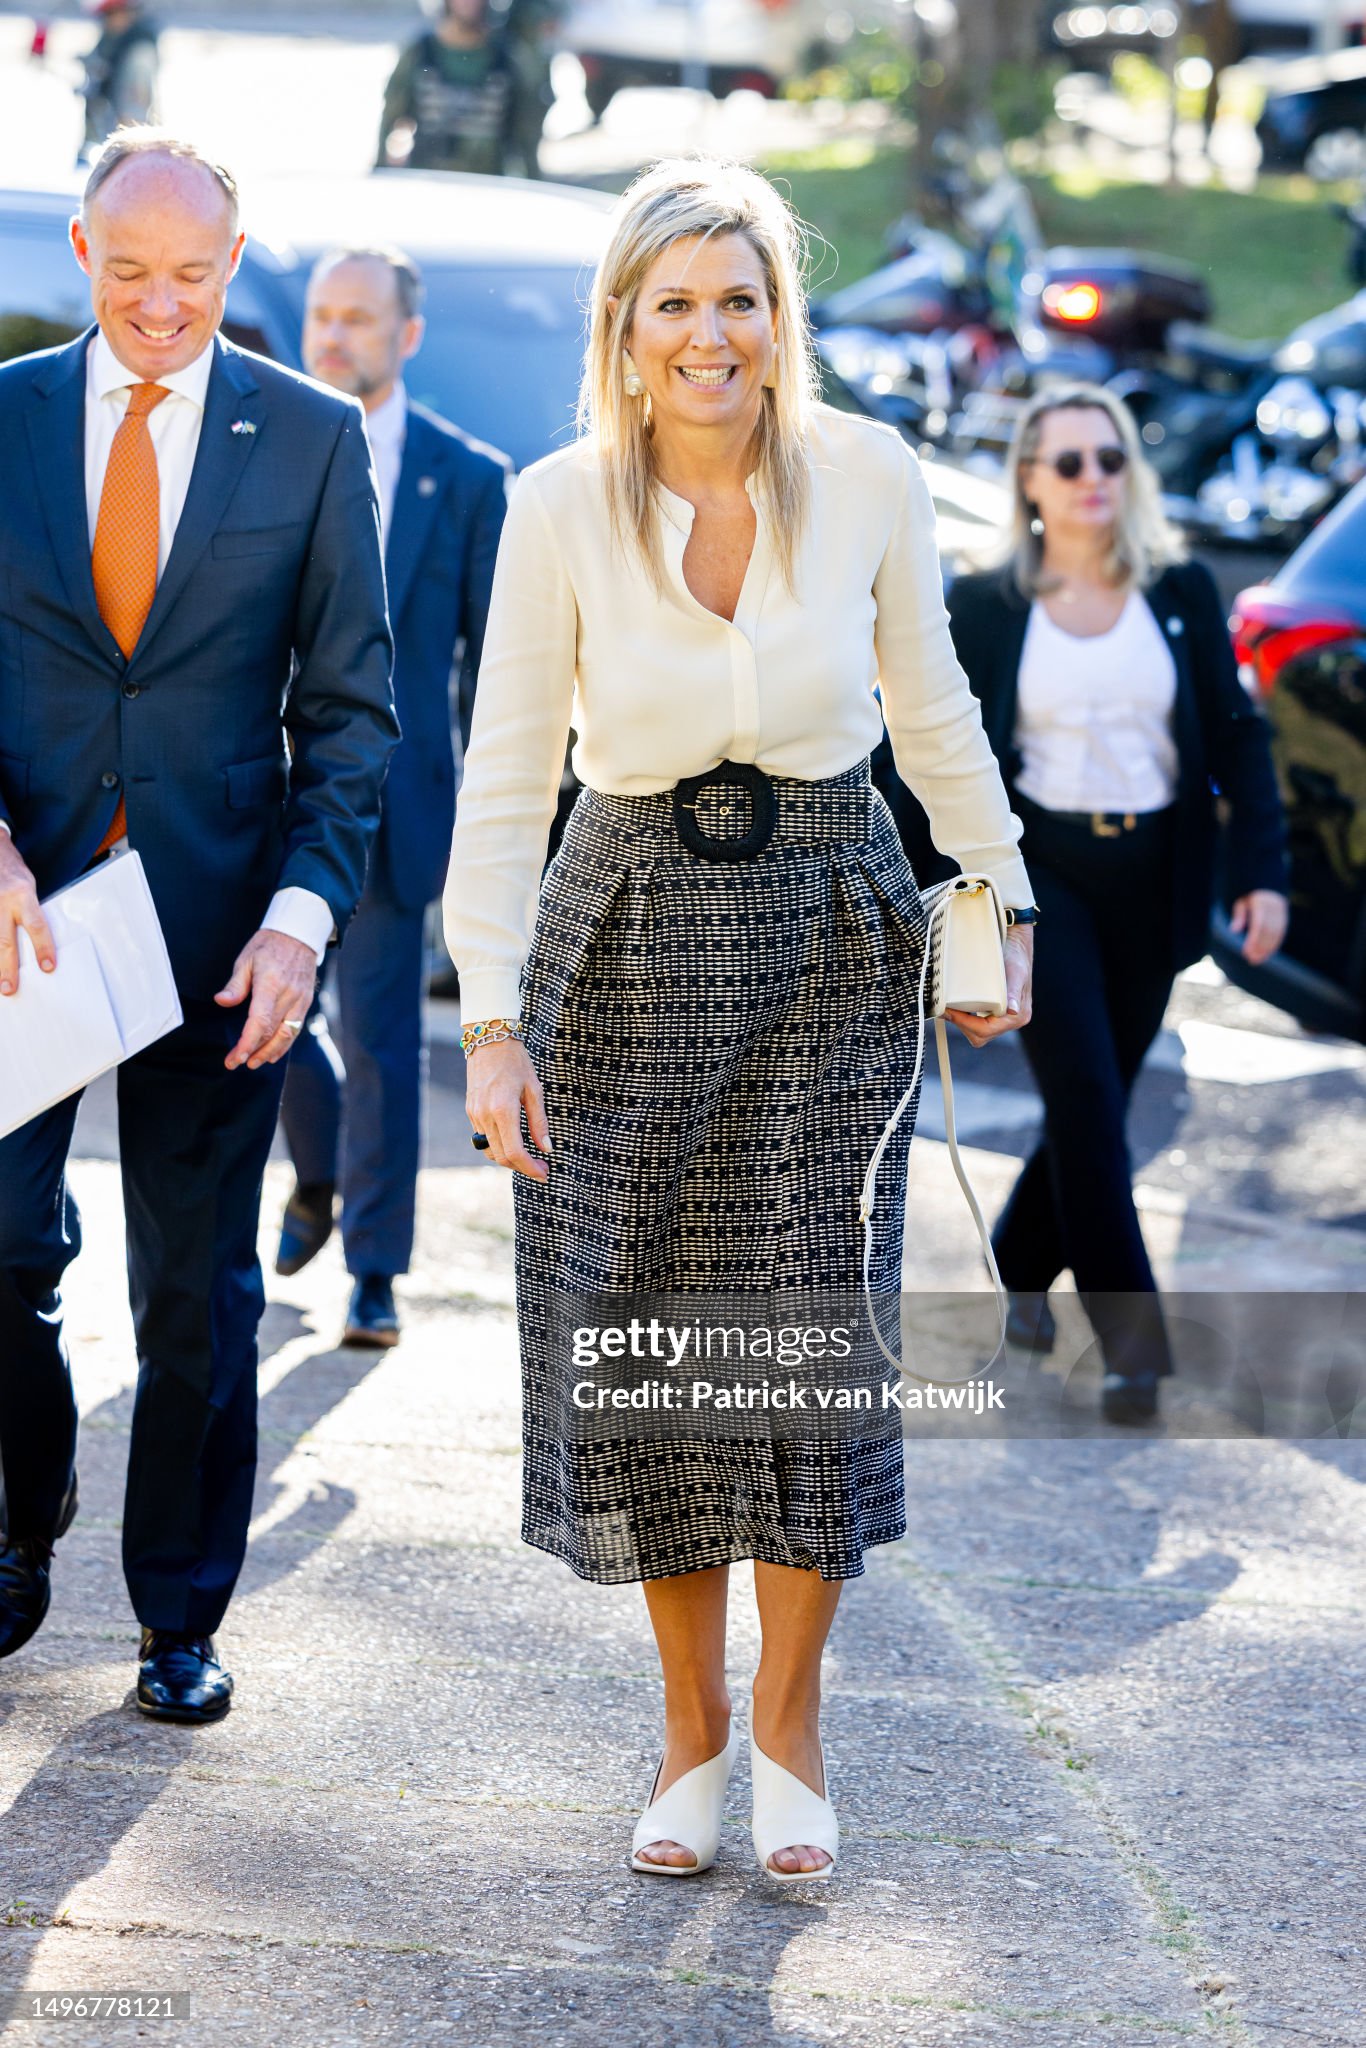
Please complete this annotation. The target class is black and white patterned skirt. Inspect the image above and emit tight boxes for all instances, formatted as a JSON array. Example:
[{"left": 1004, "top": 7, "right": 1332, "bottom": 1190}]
[{"left": 513, "top": 757, "right": 928, "bottom": 1584}]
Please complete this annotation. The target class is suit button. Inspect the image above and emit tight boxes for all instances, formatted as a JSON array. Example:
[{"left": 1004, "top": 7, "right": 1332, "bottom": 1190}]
[
  {"left": 122, "top": 683, "right": 141, "bottom": 699},
  {"left": 101, "top": 771, "right": 119, "bottom": 790}
]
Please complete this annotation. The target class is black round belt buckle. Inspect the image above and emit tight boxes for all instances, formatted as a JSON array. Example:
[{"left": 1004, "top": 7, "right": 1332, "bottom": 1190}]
[{"left": 671, "top": 760, "right": 777, "bottom": 863}]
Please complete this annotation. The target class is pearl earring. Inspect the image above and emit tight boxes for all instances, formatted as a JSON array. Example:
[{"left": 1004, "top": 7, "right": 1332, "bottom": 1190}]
[
  {"left": 1027, "top": 502, "right": 1044, "bottom": 538},
  {"left": 622, "top": 349, "right": 644, "bottom": 398}
]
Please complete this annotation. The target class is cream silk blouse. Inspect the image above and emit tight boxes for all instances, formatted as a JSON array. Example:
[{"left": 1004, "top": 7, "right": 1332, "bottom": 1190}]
[{"left": 444, "top": 404, "right": 1031, "bottom": 1022}]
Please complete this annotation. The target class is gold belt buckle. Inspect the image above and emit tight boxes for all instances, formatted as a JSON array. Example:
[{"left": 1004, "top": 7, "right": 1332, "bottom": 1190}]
[{"left": 1091, "top": 812, "right": 1120, "bottom": 837}]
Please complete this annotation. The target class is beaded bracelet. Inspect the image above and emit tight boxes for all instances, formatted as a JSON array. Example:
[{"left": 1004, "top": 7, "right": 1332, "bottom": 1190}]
[{"left": 460, "top": 1016, "right": 524, "bottom": 1057}]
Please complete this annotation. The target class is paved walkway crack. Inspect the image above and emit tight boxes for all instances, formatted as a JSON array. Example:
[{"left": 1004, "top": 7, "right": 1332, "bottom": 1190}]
[{"left": 886, "top": 1550, "right": 1257, "bottom": 2043}]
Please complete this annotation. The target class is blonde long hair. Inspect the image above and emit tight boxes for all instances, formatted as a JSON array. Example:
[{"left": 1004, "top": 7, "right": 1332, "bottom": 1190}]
[
  {"left": 577, "top": 158, "right": 820, "bottom": 590},
  {"left": 1002, "top": 382, "right": 1187, "bottom": 597}
]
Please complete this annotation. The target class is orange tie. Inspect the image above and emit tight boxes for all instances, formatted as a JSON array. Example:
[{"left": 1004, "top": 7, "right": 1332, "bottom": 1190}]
[{"left": 90, "top": 381, "right": 170, "bottom": 858}]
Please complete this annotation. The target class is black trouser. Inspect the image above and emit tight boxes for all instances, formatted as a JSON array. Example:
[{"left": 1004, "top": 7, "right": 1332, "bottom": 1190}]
[
  {"left": 0, "top": 1000, "right": 285, "bottom": 1634},
  {"left": 994, "top": 797, "right": 1178, "bottom": 1379}
]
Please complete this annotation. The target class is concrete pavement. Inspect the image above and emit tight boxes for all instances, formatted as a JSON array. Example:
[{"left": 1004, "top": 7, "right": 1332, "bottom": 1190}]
[{"left": 0, "top": 1109, "right": 1362, "bottom": 2045}]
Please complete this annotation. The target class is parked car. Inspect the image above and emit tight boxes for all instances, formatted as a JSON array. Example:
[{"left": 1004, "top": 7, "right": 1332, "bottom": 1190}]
[
  {"left": 1256, "top": 46, "right": 1366, "bottom": 175},
  {"left": 558, "top": 0, "right": 835, "bottom": 116},
  {"left": 1225, "top": 0, "right": 1364, "bottom": 58},
  {"left": 0, "top": 172, "right": 613, "bottom": 470},
  {"left": 1049, "top": 2, "right": 1363, "bottom": 67},
  {"left": 1223, "top": 478, "right": 1366, "bottom": 1040},
  {"left": 1046, "top": 4, "right": 1182, "bottom": 66}
]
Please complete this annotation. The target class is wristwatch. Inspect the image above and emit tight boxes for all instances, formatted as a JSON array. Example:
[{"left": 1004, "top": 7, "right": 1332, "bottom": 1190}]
[{"left": 1004, "top": 904, "right": 1042, "bottom": 927}]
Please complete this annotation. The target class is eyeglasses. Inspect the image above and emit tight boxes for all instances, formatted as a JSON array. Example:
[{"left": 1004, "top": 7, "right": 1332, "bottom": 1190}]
[{"left": 1037, "top": 445, "right": 1129, "bottom": 481}]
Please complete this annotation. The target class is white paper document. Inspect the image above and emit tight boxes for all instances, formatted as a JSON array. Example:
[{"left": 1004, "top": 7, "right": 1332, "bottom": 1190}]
[{"left": 0, "top": 850, "right": 182, "bottom": 1140}]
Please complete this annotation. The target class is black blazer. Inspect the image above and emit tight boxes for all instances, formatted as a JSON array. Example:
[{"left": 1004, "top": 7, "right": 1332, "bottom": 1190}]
[{"left": 941, "top": 559, "right": 1288, "bottom": 971}]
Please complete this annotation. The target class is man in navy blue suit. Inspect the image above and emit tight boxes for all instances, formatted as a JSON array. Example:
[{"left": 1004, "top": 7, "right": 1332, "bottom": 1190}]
[
  {"left": 0, "top": 133, "right": 398, "bottom": 1716},
  {"left": 275, "top": 246, "right": 510, "bottom": 1349}
]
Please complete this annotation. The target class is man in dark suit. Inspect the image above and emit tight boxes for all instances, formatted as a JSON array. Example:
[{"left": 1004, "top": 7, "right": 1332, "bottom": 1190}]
[
  {"left": 0, "top": 133, "right": 398, "bottom": 1716},
  {"left": 275, "top": 246, "right": 510, "bottom": 1349}
]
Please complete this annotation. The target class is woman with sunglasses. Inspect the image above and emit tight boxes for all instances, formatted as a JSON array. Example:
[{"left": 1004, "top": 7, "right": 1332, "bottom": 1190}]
[{"left": 945, "top": 383, "right": 1288, "bottom": 1420}]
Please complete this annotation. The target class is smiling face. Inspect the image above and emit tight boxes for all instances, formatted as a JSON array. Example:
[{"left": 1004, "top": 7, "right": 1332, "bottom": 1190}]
[
  {"left": 618, "top": 231, "right": 779, "bottom": 439},
  {"left": 1021, "top": 404, "right": 1130, "bottom": 544},
  {"left": 70, "top": 153, "right": 244, "bottom": 382}
]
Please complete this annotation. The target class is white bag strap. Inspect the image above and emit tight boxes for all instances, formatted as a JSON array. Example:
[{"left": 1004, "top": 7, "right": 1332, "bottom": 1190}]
[{"left": 858, "top": 886, "right": 1007, "bottom": 1387}]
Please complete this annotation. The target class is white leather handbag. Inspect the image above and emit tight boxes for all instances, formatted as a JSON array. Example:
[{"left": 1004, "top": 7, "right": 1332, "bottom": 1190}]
[{"left": 859, "top": 874, "right": 1010, "bottom": 1384}]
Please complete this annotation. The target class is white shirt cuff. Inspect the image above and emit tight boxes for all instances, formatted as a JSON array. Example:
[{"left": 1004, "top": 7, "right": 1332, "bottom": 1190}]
[
  {"left": 262, "top": 886, "right": 335, "bottom": 964},
  {"left": 0, "top": 819, "right": 11, "bottom": 837}
]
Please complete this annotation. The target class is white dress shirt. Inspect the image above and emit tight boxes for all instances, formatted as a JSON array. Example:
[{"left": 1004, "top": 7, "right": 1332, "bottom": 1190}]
[
  {"left": 365, "top": 380, "right": 407, "bottom": 546},
  {"left": 81, "top": 330, "right": 333, "bottom": 963},
  {"left": 444, "top": 404, "right": 1032, "bottom": 1023},
  {"left": 1015, "top": 590, "right": 1179, "bottom": 814}
]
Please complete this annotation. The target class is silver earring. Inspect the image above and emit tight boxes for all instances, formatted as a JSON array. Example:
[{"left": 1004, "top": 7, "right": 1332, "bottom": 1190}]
[
  {"left": 1027, "top": 503, "right": 1044, "bottom": 538},
  {"left": 622, "top": 349, "right": 644, "bottom": 398}
]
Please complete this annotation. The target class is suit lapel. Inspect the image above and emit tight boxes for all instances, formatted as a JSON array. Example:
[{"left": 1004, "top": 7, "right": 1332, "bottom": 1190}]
[
  {"left": 385, "top": 413, "right": 449, "bottom": 625},
  {"left": 25, "top": 330, "right": 123, "bottom": 662},
  {"left": 987, "top": 571, "right": 1028, "bottom": 764},
  {"left": 1144, "top": 572, "right": 1202, "bottom": 802},
  {"left": 132, "top": 336, "right": 262, "bottom": 663}
]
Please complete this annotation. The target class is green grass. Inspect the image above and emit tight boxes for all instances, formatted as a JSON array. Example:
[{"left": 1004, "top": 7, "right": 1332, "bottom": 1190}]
[
  {"left": 1026, "top": 168, "right": 1354, "bottom": 338},
  {"left": 762, "top": 140, "right": 916, "bottom": 294},
  {"left": 757, "top": 144, "right": 1356, "bottom": 338}
]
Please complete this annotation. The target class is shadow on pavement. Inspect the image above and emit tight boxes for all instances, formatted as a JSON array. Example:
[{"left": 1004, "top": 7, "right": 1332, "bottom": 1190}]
[{"left": 0, "top": 1314, "right": 392, "bottom": 2025}]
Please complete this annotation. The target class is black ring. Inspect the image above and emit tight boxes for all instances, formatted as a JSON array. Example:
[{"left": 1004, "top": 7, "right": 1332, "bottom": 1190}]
[{"left": 471, "top": 1133, "right": 491, "bottom": 1151}]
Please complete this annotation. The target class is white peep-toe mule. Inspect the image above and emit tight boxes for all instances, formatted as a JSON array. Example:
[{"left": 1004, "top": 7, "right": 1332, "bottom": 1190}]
[
  {"left": 749, "top": 1718, "right": 840, "bottom": 1883},
  {"left": 630, "top": 1721, "right": 740, "bottom": 1876}
]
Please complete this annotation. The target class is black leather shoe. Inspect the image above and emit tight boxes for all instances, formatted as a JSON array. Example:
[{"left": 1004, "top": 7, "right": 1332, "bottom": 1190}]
[
  {"left": 1101, "top": 1372, "right": 1160, "bottom": 1425},
  {"left": 343, "top": 1274, "right": 400, "bottom": 1349},
  {"left": 0, "top": 1470, "right": 79, "bottom": 1661},
  {"left": 1005, "top": 1291, "right": 1056, "bottom": 1354},
  {"left": 136, "top": 1630, "right": 233, "bottom": 1722},
  {"left": 0, "top": 1540, "right": 54, "bottom": 1660},
  {"left": 275, "top": 1180, "right": 336, "bottom": 1277}
]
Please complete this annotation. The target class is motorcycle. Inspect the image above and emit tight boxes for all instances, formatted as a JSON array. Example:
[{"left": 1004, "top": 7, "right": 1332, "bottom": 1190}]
[
  {"left": 809, "top": 156, "right": 1048, "bottom": 460},
  {"left": 818, "top": 191, "right": 1366, "bottom": 550},
  {"left": 1029, "top": 239, "right": 1366, "bottom": 547}
]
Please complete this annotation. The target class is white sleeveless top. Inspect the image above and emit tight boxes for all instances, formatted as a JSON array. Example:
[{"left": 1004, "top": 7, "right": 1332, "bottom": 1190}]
[{"left": 1014, "top": 589, "right": 1178, "bottom": 816}]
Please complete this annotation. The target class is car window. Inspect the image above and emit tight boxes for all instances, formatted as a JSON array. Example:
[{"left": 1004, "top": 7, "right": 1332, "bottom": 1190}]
[
  {"left": 0, "top": 225, "right": 90, "bottom": 363},
  {"left": 0, "top": 220, "right": 292, "bottom": 367},
  {"left": 1281, "top": 479, "right": 1366, "bottom": 613},
  {"left": 274, "top": 261, "right": 593, "bottom": 471}
]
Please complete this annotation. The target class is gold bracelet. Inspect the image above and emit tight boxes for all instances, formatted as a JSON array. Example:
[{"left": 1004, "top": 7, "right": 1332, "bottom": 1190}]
[{"left": 460, "top": 1016, "right": 524, "bottom": 1057}]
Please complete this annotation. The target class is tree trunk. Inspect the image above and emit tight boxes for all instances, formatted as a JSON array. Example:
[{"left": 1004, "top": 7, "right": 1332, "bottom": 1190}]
[{"left": 1202, "top": 0, "right": 1241, "bottom": 132}]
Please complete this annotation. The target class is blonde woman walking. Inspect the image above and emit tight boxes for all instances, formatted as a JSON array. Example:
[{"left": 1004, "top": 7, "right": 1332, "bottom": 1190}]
[{"left": 444, "top": 160, "right": 1035, "bottom": 1882}]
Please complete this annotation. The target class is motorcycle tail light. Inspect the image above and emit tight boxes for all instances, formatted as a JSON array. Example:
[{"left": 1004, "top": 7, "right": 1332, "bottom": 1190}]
[
  {"left": 1229, "top": 587, "right": 1359, "bottom": 696},
  {"left": 1041, "top": 281, "right": 1104, "bottom": 324}
]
